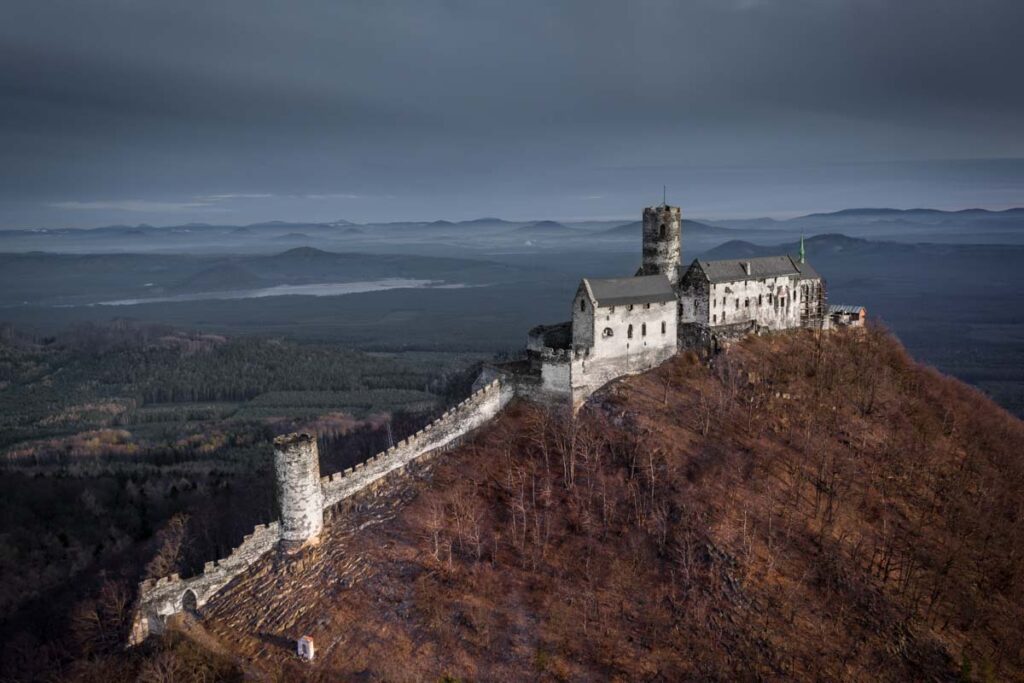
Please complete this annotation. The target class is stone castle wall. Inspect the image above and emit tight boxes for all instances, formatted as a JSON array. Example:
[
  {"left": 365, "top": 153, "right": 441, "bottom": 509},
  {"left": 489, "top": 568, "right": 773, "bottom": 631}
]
[
  {"left": 320, "top": 378, "right": 513, "bottom": 508},
  {"left": 130, "top": 378, "right": 513, "bottom": 645},
  {"left": 129, "top": 521, "right": 283, "bottom": 644}
]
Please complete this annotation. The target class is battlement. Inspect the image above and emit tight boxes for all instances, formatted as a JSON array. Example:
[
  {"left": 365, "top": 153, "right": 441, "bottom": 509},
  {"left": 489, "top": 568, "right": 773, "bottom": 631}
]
[
  {"left": 320, "top": 378, "right": 512, "bottom": 508},
  {"left": 129, "top": 379, "right": 512, "bottom": 646}
]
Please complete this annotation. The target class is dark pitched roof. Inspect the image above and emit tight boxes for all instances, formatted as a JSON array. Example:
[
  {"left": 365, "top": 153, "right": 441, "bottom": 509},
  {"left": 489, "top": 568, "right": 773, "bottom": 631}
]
[
  {"left": 828, "top": 304, "right": 865, "bottom": 315},
  {"left": 691, "top": 255, "right": 821, "bottom": 284},
  {"left": 582, "top": 275, "right": 676, "bottom": 307}
]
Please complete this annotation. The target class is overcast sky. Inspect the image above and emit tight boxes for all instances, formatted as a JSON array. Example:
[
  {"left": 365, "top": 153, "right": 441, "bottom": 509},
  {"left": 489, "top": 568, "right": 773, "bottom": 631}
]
[{"left": 2, "top": 0, "right": 1022, "bottom": 227}]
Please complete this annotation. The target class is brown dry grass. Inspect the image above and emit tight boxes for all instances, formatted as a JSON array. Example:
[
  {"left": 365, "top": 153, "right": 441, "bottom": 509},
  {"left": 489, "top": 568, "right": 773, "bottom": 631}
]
[{"left": 198, "top": 326, "right": 1024, "bottom": 681}]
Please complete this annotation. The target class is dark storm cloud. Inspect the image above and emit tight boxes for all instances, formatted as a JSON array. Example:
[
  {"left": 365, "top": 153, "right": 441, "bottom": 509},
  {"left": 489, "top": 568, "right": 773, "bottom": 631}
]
[{"left": 1, "top": 0, "right": 1022, "bottom": 226}]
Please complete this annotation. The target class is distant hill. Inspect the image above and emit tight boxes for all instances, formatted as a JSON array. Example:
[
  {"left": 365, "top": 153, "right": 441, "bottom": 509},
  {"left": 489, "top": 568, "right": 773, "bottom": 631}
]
[
  {"left": 712, "top": 207, "right": 1024, "bottom": 242},
  {"left": 457, "top": 217, "right": 515, "bottom": 226},
  {"left": 802, "top": 207, "right": 1024, "bottom": 220},
  {"left": 601, "top": 219, "right": 733, "bottom": 237},
  {"left": 701, "top": 233, "right": 906, "bottom": 260},
  {"left": 270, "top": 232, "right": 312, "bottom": 241},
  {"left": 515, "top": 220, "right": 574, "bottom": 234}
]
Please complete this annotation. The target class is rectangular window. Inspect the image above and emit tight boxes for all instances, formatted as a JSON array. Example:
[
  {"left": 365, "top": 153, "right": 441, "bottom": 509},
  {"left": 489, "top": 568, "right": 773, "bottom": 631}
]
[{"left": 644, "top": 303, "right": 650, "bottom": 309}]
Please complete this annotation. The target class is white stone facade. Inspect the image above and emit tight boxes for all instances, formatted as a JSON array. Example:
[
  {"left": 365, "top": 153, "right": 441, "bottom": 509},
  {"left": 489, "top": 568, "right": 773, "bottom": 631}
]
[
  {"left": 569, "top": 282, "right": 677, "bottom": 407},
  {"left": 527, "top": 204, "right": 827, "bottom": 406}
]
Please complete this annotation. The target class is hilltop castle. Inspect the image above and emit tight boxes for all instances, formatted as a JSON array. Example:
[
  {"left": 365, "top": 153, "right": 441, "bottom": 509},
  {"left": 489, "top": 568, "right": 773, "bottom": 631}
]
[
  {"left": 129, "top": 202, "right": 847, "bottom": 647},
  {"left": 523, "top": 203, "right": 827, "bottom": 408}
]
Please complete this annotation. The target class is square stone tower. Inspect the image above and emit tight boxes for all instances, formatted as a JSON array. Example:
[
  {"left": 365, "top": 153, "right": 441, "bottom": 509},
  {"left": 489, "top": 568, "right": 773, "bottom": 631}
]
[{"left": 640, "top": 204, "right": 682, "bottom": 285}]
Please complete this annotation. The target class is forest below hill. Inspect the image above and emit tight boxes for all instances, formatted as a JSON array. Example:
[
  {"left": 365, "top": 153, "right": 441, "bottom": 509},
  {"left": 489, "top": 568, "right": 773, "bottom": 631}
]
[{"left": 0, "top": 322, "right": 484, "bottom": 681}]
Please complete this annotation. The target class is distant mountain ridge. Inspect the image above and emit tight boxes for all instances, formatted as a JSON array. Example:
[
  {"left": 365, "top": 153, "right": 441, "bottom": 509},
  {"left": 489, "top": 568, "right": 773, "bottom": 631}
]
[{"left": 3, "top": 206, "right": 1021, "bottom": 234}]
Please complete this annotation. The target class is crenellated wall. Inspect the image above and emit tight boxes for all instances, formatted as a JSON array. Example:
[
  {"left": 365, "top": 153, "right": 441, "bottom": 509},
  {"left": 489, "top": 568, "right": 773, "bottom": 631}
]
[
  {"left": 129, "top": 521, "right": 282, "bottom": 644},
  {"left": 129, "top": 378, "right": 514, "bottom": 645},
  {"left": 320, "top": 378, "right": 513, "bottom": 508}
]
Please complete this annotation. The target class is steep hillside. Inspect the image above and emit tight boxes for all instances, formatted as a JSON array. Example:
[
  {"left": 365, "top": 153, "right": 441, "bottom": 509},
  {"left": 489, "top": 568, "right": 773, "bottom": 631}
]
[{"left": 72, "top": 328, "right": 1024, "bottom": 680}]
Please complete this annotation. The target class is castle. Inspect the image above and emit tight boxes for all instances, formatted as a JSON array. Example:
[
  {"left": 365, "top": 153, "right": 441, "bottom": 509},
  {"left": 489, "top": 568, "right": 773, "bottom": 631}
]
[
  {"left": 129, "top": 202, "right": 848, "bottom": 646},
  {"left": 524, "top": 203, "right": 827, "bottom": 408}
]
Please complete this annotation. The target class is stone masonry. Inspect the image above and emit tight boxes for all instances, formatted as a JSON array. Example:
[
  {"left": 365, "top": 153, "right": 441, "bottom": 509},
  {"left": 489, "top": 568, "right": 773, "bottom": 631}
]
[
  {"left": 274, "top": 432, "right": 325, "bottom": 551},
  {"left": 129, "top": 378, "right": 513, "bottom": 645}
]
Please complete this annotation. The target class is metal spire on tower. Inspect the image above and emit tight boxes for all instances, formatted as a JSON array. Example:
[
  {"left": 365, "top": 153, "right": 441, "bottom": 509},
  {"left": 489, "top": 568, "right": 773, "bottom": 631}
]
[{"left": 799, "top": 233, "right": 806, "bottom": 264}]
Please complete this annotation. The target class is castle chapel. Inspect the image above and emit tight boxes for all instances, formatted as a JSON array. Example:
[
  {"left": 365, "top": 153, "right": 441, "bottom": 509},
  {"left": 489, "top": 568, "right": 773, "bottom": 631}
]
[{"left": 525, "top": 204, "right": 827, "bottom": 407}]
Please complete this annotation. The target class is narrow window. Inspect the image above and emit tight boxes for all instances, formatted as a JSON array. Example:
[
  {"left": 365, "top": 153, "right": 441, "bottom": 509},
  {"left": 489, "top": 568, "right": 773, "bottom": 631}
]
[
  {"left": 713, "top": 314, "right": 717, "bottom": 323},
  {"left": 628, "top": 304, "right": 634, "bottom": 311},
  {"left": 659, "top": 224, "right": 666, "bottom": 239},
  {"left": 735, "top": 299, "right": 739, "bottom": 310},
  {"left": 580, "top": 299, "right": 586, "bottom": 312},
  {"left": 627, "top": 324, "right": 634, "bottom": 339},
  {"left": 642, "top": 323, "right": 647, "bottom": 336},
  {"left": 610, "top": 306, "right": 615, "bottom": 313},
  {"left": 745, "top": 298, "right": 749, "bottom": 308},
  {"left": 661, "top": 321, "right": 666, "bottom": 334},
  {"left": 758, "top": 294, "right": 762, "bottom": 306},
  {"left": 644, "top": 303, "right": 650, "bottom": 309}
]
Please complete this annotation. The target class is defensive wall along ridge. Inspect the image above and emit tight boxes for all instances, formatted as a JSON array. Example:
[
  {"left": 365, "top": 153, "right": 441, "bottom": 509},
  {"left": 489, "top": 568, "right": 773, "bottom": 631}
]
[{"left": 129, "top": 378, "right": 514, "bottom": 645}]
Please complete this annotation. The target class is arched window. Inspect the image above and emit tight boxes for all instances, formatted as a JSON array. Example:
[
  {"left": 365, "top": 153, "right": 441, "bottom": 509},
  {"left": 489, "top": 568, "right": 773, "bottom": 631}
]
[
  {"left": 713, "top": 314, "right": 717, "bottom": 323},
  {"left": 641, "top": 323, "right": 647, "bottom": 336},
  {"left": 627, "top": 324, "right": 634, "bottom": 339},
  {"left": 602, "top": 327, "right": 614, "bottom": 338},
  {"left": 661, "top": 321, "right": 666, "bottom": 334},
  {"left": 580, "top": 299, "right": 586, "bottom": 312},
  {"left": 659, "top": 223, "right": 666, "bottom": 239}
]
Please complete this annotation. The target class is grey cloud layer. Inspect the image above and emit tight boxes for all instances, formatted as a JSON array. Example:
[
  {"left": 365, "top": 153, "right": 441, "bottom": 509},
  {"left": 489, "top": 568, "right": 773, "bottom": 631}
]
[{"left": 1, "top": 0, "right": 1021, "bottom": 225}]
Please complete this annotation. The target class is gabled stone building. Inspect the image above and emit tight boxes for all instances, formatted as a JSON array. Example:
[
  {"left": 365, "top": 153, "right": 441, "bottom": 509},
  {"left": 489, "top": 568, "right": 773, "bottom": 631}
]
[
  {"left": 522, "top": 202, "right": 828, "bottom": 408},
  {"left": 678, "top": 253, "right": 825, "bottom": 350}
]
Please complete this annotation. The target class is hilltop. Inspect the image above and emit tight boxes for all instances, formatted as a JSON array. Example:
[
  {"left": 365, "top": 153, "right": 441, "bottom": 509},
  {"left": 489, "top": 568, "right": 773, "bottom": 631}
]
[{"left": 113, "top": 327, "right": 1024, "bottom": 681}]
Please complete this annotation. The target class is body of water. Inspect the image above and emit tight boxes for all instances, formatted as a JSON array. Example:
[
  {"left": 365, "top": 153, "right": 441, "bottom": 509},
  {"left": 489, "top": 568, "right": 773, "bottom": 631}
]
[{"left": 94, "top": 279, "right": 464, "bottom": 306}]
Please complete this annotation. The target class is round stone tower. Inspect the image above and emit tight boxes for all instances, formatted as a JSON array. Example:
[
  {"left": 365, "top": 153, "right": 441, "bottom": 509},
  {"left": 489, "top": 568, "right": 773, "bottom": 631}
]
[
  {"left": 273, "top": 432, "right": 324, "bottom": 551},
  {"left": 640, "top": 204, "right": 682, "bottom": 285}
]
